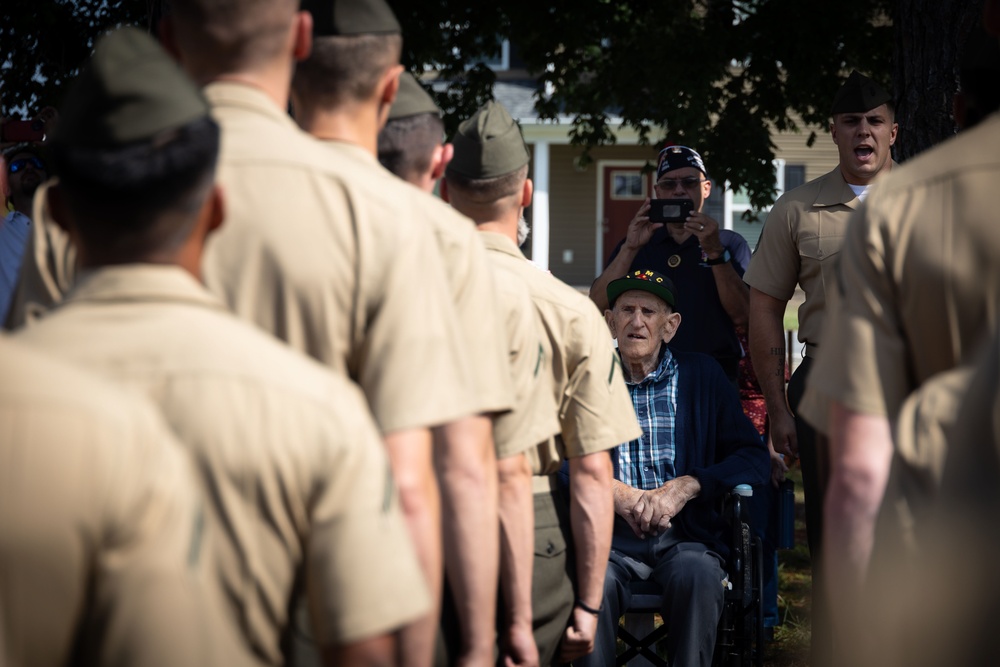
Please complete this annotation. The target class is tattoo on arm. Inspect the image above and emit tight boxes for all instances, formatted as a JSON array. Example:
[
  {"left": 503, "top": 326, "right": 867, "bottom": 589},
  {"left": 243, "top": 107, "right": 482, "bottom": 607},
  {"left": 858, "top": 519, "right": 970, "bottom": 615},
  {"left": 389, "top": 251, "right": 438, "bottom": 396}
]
[{"left": 771, "top": 347, "right": 785, "bottom": 378}]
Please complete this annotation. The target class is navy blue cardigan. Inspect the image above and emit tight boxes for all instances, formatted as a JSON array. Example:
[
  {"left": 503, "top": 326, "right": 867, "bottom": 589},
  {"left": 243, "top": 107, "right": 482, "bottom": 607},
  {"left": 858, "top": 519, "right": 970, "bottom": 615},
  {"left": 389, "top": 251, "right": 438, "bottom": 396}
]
[{"left": 665, "top": 349, "right": 770, "bottom": 556}]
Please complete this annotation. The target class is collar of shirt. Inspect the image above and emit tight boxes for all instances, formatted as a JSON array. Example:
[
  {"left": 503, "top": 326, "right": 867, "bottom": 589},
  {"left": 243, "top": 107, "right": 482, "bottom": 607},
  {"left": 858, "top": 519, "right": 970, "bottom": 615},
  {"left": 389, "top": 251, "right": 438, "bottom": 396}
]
[
  {"left": 623, "top": 345, "right": 677, "bottom": 387},
  {"left": 204, "top": 81, "right": 300, "bottom": 132},
  {"left": 68, "top": 264, "right": 229, "bottom": 313},
  {"left": 479, "top": 230, "right": 527, "bottom": 260}
]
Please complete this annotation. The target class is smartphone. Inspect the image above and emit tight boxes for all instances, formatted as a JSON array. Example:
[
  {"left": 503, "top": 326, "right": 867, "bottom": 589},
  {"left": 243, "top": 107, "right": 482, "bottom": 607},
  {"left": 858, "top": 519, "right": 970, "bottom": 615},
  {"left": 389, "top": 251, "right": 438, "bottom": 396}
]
[
  {"left": 1, "top": 119, "right": 45, "bottom": 143},
  {"left": 648, "top": 199, "right": 694, "bottom": 224}
]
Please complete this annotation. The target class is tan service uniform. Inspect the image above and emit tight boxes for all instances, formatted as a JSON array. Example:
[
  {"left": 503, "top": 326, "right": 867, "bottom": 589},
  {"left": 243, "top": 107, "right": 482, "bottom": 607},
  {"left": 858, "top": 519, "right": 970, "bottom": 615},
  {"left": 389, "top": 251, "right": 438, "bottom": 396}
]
[
  {"left": 479, "top": 231, "right": 642, "bottom": 665},
  {"left": 202, "top": 82, "right": 477, "bottom": 434},
  {"left": 320, "top": 140, "right": 514, "bottom": 418},
  {"left": 745, "top": 166, "right": 862, "bottom": 350},
  {"left": 798, "top": 112, "right": 1000, "bottom": 667},
  {"left": 0, "top": 337, "right": 250, "bottom": 667},
  {"left": 800, "top": 111, "right": 1000, "bottom": 430},
  {"left": 14, "top": 265, "right": 430, "bottom": 666}
]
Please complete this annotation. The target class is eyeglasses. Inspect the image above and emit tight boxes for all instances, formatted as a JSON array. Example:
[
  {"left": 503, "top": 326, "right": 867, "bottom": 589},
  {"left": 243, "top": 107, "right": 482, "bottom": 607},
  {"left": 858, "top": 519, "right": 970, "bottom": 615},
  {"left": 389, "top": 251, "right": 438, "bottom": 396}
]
[
  {"left": 655, "top": 177, "right": 706, "bottom": 190},
  {"left": 8, "top": 157, "right": 45, "bottom": 174}
]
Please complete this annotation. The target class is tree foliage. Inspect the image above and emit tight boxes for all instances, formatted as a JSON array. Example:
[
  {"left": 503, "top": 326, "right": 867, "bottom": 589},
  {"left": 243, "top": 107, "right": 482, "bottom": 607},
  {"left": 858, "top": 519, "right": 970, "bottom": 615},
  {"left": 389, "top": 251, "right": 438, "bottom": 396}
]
[{"left": 0, "top": 0, "right": 986, "bottom": 211}]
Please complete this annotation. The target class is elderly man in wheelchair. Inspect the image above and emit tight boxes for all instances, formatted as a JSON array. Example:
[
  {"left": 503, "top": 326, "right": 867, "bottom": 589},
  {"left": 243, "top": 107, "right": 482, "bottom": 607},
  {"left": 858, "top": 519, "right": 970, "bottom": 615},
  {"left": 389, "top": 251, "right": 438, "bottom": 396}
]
[{"left": 576, "top": 269, "right": 769, "bottom": 667}]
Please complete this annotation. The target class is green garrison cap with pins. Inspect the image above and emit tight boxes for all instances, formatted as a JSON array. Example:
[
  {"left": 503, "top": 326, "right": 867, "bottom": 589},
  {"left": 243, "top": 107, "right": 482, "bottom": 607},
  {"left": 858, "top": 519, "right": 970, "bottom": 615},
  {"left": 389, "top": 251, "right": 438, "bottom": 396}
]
[
  {"left": 53, "top": 27, "right": 209, "bottom": 149},
  {"left": 446, "top": 100, "right": 530, "bottom": 180},
  {"left": 305, "top": 0, "right": 401, "bottom": 37},
  {"left": 830, "top": 70, "right": 891, "bottom": 115},
  {"left": 389, "top": 72, "right": 441, "bottom": 121}
]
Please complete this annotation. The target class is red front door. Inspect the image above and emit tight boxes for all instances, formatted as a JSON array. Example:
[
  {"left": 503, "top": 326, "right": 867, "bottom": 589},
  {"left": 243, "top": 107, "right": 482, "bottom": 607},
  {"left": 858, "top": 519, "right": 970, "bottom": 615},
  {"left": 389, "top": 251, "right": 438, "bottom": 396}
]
[{"left": 601, "top": 165, "right": 653, "bottom": 267}]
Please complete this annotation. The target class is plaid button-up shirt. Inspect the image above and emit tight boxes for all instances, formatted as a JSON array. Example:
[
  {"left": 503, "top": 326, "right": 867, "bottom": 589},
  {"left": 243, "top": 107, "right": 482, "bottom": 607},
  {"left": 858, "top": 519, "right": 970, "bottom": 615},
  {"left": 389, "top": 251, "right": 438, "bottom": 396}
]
[{"left": 614, "top": 347, "right": 679, "bottom": 490}]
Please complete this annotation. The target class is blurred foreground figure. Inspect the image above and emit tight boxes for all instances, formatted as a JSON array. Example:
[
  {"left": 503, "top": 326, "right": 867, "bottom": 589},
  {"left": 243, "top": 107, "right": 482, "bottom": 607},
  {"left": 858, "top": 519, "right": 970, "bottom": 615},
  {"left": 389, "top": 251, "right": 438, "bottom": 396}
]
[
  {"left": 800, "top": 4, "right": 1000, "bottom": 663},
  {"left": 0, "top": 337, "right": 245, "bottom": 667},
  {"left": 15, "top": 27, "right": 427, "bottom": 667}
]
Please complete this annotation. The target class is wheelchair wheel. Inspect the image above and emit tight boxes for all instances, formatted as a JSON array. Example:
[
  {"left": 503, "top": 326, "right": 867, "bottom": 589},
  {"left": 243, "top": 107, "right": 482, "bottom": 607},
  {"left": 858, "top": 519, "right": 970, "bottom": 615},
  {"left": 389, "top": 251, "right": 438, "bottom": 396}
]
[{"left": 752, "top": 535, "right": 764, "bottom": 667}]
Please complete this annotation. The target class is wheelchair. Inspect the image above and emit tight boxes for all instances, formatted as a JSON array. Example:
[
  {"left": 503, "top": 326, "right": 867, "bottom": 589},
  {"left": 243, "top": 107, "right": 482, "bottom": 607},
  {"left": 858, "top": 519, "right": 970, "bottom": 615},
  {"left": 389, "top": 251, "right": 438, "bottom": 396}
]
[{"left": 614, "top": 484, "right": 765, "bottom": 667}]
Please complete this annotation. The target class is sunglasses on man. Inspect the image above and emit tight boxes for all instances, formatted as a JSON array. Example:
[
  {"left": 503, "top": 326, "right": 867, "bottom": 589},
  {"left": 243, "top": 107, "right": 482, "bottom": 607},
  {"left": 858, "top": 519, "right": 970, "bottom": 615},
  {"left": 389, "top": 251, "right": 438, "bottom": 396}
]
[
  {"left": 655, "top": 177, "right": 706, "bottom": 190},
  {"left": 8, "top": 157, "right": 46, "bottom": 174}
]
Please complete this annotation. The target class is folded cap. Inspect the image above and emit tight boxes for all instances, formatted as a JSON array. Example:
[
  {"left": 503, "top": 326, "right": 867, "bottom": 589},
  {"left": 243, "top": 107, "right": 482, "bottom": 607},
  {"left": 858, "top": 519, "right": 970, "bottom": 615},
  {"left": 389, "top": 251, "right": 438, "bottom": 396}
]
[
  {"left": 446, "top": 100, "right": 530, "bottom": 180},
  {"left": 830, "top": 70, "right": 891, "bottom": 115},
  {"left": 656, "top": 144, "right": 707, "bottom": 179},
  {"left": 53, "top": 27, "right": 209, "bottom": 149},
  {"left": 389, "top": 72, "right": 441, "bottom": 121},
  {"left": 607, "top": 269, "right": 677, "bottom": 309},
  {"left": 305, "top": 0, "right": 401, "bottom": 37}
]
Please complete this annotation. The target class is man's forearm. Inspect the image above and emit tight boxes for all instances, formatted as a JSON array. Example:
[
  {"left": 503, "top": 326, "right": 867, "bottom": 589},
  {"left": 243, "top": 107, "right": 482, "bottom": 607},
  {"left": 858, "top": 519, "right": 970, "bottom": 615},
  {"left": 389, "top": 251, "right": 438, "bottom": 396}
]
[
  {"left": 589, "top": 247, "right": 639, "bottom": 312},
  {"left": 434, "top": 415, "right": 499, "bottom": 659},
  {"left": 711, "top": 262, "right": 749, "bottom": 328},
  {"left": 824, "top": 402, "right": 893, "bottom": 646},
  {"left": 497, "top": 453, "right": 534, "bottom": 632},
  {"left": 568, "top": 452, "right": 614, "bottom": 608},
  {"left": 383, "top": 427, "right": 441, "bottom": 667},
  {"left": 748, "top": 289, "right": 791, "bottom": 416}
]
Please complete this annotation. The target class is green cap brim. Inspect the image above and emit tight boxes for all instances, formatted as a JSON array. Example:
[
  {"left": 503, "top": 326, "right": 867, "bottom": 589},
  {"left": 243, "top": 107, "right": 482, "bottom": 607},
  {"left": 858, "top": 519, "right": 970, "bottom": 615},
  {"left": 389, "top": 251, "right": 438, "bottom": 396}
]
[{"left": 607, "top": 271, "right": 677, "bottom": 309}]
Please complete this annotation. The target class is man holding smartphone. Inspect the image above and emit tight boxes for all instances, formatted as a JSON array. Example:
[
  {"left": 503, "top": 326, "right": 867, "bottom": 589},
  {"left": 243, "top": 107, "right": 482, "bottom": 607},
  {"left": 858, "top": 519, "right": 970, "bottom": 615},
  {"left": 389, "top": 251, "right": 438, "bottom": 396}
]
[{"left": 590, "top": 145, "right": 751, "bottom": 384}]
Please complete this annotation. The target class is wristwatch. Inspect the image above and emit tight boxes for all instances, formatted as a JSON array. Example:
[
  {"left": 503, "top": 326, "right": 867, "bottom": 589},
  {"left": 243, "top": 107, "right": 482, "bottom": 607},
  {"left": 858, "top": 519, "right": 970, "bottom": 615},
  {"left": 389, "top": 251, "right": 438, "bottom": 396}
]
[{"left": 704, "top": 248, "right": 731, "bottom": 266}]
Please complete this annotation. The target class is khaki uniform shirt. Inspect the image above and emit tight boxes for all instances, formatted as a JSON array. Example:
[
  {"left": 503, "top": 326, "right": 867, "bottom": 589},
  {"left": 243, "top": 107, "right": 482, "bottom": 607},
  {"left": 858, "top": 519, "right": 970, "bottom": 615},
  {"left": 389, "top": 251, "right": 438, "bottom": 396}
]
[
  {"left": 14, "top": 266, "right": 429, "bottom": 665},
  {"left": 479, "top": 233, "right": 642, "bottom": 477},
  {"left": 480, "top": 238, "right": 561, "bottom": 458},
  {"left": 0, "top": 337, "right": 250, "bottom": 667},
  {"left": 744, "top": 166, "right": 861, "bottom": 348},
  {"left": 202, "top": 82, "right": 475, "bottom": 434},
  {"left": 320, "top": 140, "right": 513, "bottom": 418},
  {"left": 800, "top": 112, "right": 1000, "bottom": 432}
]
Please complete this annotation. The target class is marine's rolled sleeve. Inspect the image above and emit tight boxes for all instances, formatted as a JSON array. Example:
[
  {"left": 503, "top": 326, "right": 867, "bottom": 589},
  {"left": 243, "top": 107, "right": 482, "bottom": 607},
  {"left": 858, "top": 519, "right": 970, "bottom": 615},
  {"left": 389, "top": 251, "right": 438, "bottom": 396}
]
[{"left": 744, "top": 197, "right": 801, "bottom": 301}]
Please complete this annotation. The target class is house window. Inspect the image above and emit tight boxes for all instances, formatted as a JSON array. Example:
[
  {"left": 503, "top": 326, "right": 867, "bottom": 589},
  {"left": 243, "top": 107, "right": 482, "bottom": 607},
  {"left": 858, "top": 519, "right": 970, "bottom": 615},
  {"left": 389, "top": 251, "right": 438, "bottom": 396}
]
[{"left": 610, "top": 171, "right": 647, "bottom": 199}]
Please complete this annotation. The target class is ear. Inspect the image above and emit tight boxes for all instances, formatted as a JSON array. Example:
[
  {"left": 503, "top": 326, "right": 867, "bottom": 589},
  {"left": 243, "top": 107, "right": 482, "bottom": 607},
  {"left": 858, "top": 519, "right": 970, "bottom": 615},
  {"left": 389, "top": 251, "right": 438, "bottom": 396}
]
[
  {"left": 430, "top": 143, "right": 454, "bottom": 181},
  {"left": 206, "top": 184, "right": 225, "bottom": 233},
  {"left": 292, "top": 11, "right": 313, "bottom": 62},
  {"left": 438, "top": 178, "right": 450, "bottom": 203},
  {"left": 662, "top": 310, "right": 682, "bottom": 344},
  {"left": 889, "top": 120, "right": 899, "bottom": 146},
  {"left": 521, "top": 178, "right": 533, "bottom": 208},
  {"left": 604, "top": 308, "right": 617, "bottom": 338},
  {"left": 830, "top": 120, "right": 839, "bottom": 144},
  {"left": 380, "top": 64, "right": 404, "bottom": 107},
  {"left": 702, "top": 177, "right": 712, "bottom": 200}
]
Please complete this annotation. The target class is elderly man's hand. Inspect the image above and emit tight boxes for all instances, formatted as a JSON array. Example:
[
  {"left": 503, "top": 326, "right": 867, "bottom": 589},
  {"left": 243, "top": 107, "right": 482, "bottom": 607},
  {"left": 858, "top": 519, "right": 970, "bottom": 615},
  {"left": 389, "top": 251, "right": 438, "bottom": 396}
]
[
  {"left": 623, "top": 198, "right": 664, "bottom": 251},
  {"left": 630, "top": 476, "right": 701, "bottom": 536}
]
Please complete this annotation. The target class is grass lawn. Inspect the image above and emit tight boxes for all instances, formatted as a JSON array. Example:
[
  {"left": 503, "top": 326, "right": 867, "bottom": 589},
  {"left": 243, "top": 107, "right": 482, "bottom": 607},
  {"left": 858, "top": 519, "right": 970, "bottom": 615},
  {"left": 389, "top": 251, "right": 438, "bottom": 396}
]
[{"left": 764, "top": 464, "right": 812, "bottom": 667}]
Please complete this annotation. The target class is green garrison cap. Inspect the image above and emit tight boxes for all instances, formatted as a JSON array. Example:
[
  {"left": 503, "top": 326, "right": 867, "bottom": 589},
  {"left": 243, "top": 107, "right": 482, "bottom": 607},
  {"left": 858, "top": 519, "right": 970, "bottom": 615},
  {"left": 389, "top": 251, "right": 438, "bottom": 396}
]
[
  {"left": 53, "top": 27, "right": 208, "bottom": 149},
  {"left": 389, "top": 72, "right": 441, "bottom": 121},
  {"left": 830, "top": 70, "right": 891, "bottom": 115},
  {"left": 447, "top": 100, "right": 529, "bottom": 180},
  {"left": 305, "top": 0, "right": 401, "bottom": 37},
  {"left": 607, "top": 269, "right": 677, "bottom": 309}
]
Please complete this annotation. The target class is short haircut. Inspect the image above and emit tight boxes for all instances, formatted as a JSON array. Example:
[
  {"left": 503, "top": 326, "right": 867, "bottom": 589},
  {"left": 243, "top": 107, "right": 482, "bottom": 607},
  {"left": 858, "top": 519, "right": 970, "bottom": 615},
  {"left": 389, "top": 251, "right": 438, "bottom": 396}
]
[
  {"left": 169, "top": 0, "right": 298, "bottom": 76},
  {"left": 378, "top": 113, "right": 444, "bottom": 181},
  {"left": 292, "top": 33, "right": 402, "bottom": 108},
  {"left": 51, "top": 116, "right": 220, "bottom": 258},
  {"left": 444, "top": 164, "right": 529, "bottom": 205}
]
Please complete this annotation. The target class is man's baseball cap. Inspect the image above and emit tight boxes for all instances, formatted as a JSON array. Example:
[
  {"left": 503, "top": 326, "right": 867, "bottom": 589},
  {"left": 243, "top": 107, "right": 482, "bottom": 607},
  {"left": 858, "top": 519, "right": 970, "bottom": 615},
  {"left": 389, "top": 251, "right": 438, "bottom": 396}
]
[
  {"left": 607, "top": 270, "right": 677, "bottom": 309},
  {"left": 305, "top": 0, "right": 401, "bottom": 37},
  {"left": 53, "top": 27, "right": 209, "bottom": 150},
  {"left": 830, "top": 70, "right": 891, "bottom": 115},
  {"left": 656, "top": 145, "right": 707, "bottom": 180},
  {"left": 389, "top": 72, "right": 441, "bottom": 121},
  {"left": 446, "top": 100, "right": 530, "bottom": 180}
]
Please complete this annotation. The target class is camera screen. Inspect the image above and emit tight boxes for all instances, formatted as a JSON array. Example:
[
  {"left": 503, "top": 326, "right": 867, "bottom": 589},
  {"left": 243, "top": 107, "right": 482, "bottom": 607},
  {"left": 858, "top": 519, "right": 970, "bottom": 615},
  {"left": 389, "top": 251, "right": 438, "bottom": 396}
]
[{"left": 659, "top": 204, "right": 681, "bottom": 218}]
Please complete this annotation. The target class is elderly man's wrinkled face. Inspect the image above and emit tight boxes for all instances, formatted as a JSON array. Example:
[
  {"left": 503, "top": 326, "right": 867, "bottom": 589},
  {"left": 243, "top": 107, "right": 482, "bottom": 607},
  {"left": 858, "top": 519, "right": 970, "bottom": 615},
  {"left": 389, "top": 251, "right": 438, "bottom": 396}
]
[{"left": 607, "top": 290, "right": 681, "bottom": 363}]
